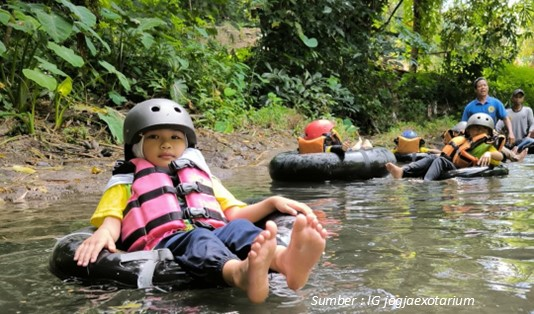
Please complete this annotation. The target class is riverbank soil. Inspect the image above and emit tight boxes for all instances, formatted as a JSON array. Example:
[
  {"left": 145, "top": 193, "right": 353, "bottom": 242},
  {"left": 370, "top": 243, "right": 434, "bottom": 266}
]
[{"left": 0, "top": 117, "right": 296, "bottom": 206}]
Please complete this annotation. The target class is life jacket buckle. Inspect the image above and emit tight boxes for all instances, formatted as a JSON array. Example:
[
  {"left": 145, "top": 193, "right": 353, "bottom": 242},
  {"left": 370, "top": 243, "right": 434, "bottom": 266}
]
[
  {"left": 175, "top": 182, "right": 200, "bottom": 196},
  {"left": 185, "top": 207, "right": 209, "bottom": 219},
  {"left": 169, "top": 159, "right": 194, "bottom": 172}
]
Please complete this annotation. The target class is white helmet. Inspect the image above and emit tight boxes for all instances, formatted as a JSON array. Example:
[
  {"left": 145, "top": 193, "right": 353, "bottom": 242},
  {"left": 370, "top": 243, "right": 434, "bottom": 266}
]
[{"left": 466, "top": 113, "right": 494, "bottom": 134}]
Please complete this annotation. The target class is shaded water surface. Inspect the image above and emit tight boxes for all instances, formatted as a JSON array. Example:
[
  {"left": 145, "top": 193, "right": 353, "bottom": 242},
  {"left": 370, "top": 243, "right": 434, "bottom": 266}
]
[{"left": 1, "top": 157, "right": 534, "bottom": 313}]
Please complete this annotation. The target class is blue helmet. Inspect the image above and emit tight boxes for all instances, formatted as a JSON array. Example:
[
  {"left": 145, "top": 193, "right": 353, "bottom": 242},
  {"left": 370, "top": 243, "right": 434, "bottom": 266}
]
[{"left": 401, "top": 129, "right": 418, "bottom": 139}]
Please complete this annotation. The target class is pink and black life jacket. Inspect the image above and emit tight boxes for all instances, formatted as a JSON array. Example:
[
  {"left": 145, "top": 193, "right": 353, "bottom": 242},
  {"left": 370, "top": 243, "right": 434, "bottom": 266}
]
[{"left": 120, "top": 158, "right": 227, "bottom": 252}]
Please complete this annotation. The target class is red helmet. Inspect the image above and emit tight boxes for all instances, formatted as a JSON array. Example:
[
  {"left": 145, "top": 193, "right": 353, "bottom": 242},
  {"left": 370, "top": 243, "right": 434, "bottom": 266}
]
[{"left": 304, "top": 119, "right": 335, "bottom": 140}]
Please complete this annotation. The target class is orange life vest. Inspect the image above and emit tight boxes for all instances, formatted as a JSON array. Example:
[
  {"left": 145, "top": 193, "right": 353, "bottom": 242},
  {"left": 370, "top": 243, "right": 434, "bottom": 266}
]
[
  {"left": 298, "top": 136, "right": 326, "bottom": 154},
  {"left": 440, "top": 134, "right": 490, "bottom": 168},
  {"left": 394, "top": 136, "right": 425, "bottom": 154},
  {"left": 441, "top": 129, "right": 455, "bottom": 145},
  {"left": 298, "top": 129, "right": 344, "bottom": 154}
]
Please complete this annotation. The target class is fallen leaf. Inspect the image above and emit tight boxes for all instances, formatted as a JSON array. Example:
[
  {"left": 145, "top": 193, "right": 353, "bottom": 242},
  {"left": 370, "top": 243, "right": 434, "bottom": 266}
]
[
  {"left": 111, "top": 302, "right": 142, "bottom": 310},
  {"left": 12, "top": 165, "right": 36, "bottom": 174},
  {"left": 91, "top": 166, "right": 102, "bottom": 174}
]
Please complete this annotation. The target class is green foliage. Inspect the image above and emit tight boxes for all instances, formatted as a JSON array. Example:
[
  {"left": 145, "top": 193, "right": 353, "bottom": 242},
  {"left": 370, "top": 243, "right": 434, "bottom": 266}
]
[
  {"left": 0, "top": 0, "right": 101, "bottom": 133},
  {"left": 251, "top": 68, "right": 354, "bottom": 119},
  {"left": 244, "top": 103, "right": 302, "bottom": 132},
  {"left": 373, "top": 116, "right": 457, "bottom": 148},
  {"left": 1, "top": 0, "right": 258, "bottom": 134},
  {"left": 395, "top": 72, "right": 466, "bottom": 122},
  {"left": 249, "top": 0, "right": 389, "bottom": 132},
  {"left": 330, "top": 116, "right": 360, "bottom": 141},
  {"left": 92, "top": 1, "right": 255, "bottom": 132},
  {"left": 441, "top": 0, "right": 528, "bottom": 79},
  {"left": 97, "top": 106, "right": 124, "bottom": 144},
  {"left": 380, "top": 0, "right": 443, "bottom": 71},
  {"left": 489, "top": 64, "right": 534, "bottom": 106},
  {"left": 53, "top": 76, "right": 73, "bottom": 130},
  {"left": 62, "top": 125, "right": 89, "bottom": 144},
  {"left": 252, "top": 0, "right": 386, "bottom": 77},
  {"left": 1, "top": 0, "right": 532, "bottom": 140}
]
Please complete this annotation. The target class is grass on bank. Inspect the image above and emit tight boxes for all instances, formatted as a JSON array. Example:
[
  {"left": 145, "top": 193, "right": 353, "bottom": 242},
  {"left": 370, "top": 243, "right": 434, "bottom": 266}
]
[{"left": 237, "top": 104, "right": 458, "bottom": 150}]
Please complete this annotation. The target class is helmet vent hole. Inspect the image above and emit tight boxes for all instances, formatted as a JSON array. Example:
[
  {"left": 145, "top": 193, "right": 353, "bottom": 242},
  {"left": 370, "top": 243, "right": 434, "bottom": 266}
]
[
  {"left": 174, "top": 107, "right": 182, "bottom": 113},
  {"left": 151, "top": 106, "right": 161, "bottom": 112}
]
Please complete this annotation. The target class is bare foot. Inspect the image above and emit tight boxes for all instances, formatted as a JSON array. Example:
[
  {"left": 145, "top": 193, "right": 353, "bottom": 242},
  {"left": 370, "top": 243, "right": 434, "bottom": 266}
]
[
  {"left": 224, "top": 221, "right": 278, "bottom": 303},
  {"left": 516, "top": 149, "right": 528, "bottom": 162},
  {"left": 275, "top": 214, "right": 327, "bottom": 290},
  {"left": 386, "top": 162, "right": 403, "bottom": 179}
]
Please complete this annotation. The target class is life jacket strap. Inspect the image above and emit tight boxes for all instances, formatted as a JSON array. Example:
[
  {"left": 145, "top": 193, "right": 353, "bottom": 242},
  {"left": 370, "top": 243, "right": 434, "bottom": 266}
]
[
  {"left": 134, "top": 166, "right": 172, "bottom": 180},
  {"left": 175, "top": 182, "right": 214, "bottom": 196},
  {"left": 124, "top": 185, "right": 178, "bottom": 216},
  {"left": 121, "top": 211, "right": 184, "bottom": 250}
]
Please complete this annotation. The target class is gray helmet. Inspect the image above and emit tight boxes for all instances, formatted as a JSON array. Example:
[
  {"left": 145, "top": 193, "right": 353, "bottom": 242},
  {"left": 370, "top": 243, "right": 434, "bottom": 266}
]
[
  {"left": 451, "top": 121, "right": 467, "bottom": 133},
  {"left": 466, "top": 113, "right": 494, "bottom": 134},
  {"left": 123, "top": 98, "right": 196, "bottom": 146}
]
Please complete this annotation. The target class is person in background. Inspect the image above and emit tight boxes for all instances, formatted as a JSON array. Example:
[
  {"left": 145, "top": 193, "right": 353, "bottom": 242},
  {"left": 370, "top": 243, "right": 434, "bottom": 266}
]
[
  {"left": 441, "top": 121, "right": 467, "bottom": 145},
  {"left": 73, "top": 98, "right": 328, "bottom": 304},
  {"left": 461, "top": 77, "right": 515, "bottom": 145},
  {"left": 297, "top": 119, "right": 372, "bottom": 157},
  {"left": 495, "top": 89, "right": 534, "bottom": 154},
  {"left": 386, "top": 113, "right": 504, "bottom": 181},
  {"left": 392, "top": 129, "right": 440, "bottom": 155}
]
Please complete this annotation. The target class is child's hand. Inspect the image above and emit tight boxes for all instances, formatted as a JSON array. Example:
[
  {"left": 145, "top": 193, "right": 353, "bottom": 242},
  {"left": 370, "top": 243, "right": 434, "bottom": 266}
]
[
  {"left": 477, "top": 152, "right": 492, "bottom": 167},
  {"left": 73, "top": 228, "right": 117, "bottom": 267},
  {"left": 273, "top": 196, "right": 315, "bottom": 217}
]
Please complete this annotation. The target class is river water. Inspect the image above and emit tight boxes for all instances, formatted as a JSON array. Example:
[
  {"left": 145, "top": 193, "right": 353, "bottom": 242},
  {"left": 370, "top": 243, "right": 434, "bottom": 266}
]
[{"left": 1, "top": 156, "right": 534, "bottom": 313}]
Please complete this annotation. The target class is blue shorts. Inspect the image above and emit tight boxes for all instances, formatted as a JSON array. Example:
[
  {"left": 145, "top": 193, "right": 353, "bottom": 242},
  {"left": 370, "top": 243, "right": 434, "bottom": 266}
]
[{"left": 156, "top": 219, "right": 262, "bottom": 286}]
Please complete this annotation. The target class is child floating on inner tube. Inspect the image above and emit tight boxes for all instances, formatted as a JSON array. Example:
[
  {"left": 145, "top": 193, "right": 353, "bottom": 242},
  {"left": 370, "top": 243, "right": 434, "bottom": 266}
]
[
  {"left": 73, "top": 98, "right": 328, "bottom": 304},
  {"left": 444, "top": 120, "right": 525, "bottom": 163},
  {"left": 297, "top": 119, "right": 372, "bottom": 157},
  {"left": 392, "top": 129, "right": 441, "bottom": 155},
  {"left": 386, "top": 113, "right": 506, "bottom": 181}
]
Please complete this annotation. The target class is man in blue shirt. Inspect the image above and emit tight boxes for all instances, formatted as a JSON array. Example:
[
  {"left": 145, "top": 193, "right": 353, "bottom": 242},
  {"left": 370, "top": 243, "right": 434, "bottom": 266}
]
[{"left": 461, "top": 77, "right": 516, "bottom": 145}]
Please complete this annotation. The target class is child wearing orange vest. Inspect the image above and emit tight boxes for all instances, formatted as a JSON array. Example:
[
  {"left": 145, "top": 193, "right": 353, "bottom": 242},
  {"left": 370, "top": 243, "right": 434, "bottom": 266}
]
[{"left": 386, "top": 113, "right": 504, "bottom": 181}]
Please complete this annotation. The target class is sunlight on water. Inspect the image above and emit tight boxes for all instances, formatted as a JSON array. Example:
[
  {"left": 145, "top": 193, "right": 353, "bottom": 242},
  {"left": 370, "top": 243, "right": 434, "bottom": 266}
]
[{"left": 1, "top": 156, "right": 534, "bottom": 313}]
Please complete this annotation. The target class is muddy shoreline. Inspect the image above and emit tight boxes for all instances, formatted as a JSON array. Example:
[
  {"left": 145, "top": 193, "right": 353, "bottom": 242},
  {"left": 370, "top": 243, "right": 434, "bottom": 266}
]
[{"left": 0, "top": 128, "right": 296, "bottom": 207}]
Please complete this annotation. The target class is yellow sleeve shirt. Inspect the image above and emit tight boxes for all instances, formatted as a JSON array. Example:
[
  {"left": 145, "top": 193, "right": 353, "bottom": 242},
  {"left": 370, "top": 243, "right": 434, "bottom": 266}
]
[
  {"left": 90, "top": 176, "right": 247, "bottom": 228},
  {"left": 488, "top": 146, "right": 501, "bottom": 167}
]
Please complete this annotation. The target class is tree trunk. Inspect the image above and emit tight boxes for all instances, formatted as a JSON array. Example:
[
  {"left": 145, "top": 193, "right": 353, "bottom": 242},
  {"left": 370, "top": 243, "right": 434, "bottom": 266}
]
[{"left": 410, "top": 0, "right": 421, "bottom": 73}]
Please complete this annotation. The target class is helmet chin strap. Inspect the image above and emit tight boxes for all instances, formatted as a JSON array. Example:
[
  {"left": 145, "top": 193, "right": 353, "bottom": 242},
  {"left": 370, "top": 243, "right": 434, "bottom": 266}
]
[{"left": 132, "top": 135, "right": 145, "bottom": 159}]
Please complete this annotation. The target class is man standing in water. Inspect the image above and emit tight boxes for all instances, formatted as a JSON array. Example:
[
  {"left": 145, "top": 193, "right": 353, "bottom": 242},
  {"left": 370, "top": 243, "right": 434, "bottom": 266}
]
[
  {"left": 461, "top": 77, "right": 515, "bottom": 145},
  {"left": 461, "top": 77, "right": 526, "bottom": 162}
]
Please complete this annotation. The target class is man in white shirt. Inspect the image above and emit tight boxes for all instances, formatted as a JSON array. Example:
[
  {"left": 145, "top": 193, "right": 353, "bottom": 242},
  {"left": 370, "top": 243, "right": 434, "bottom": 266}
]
[{"left": 496, "top": 89, "right": 534, "bottom": 153}]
